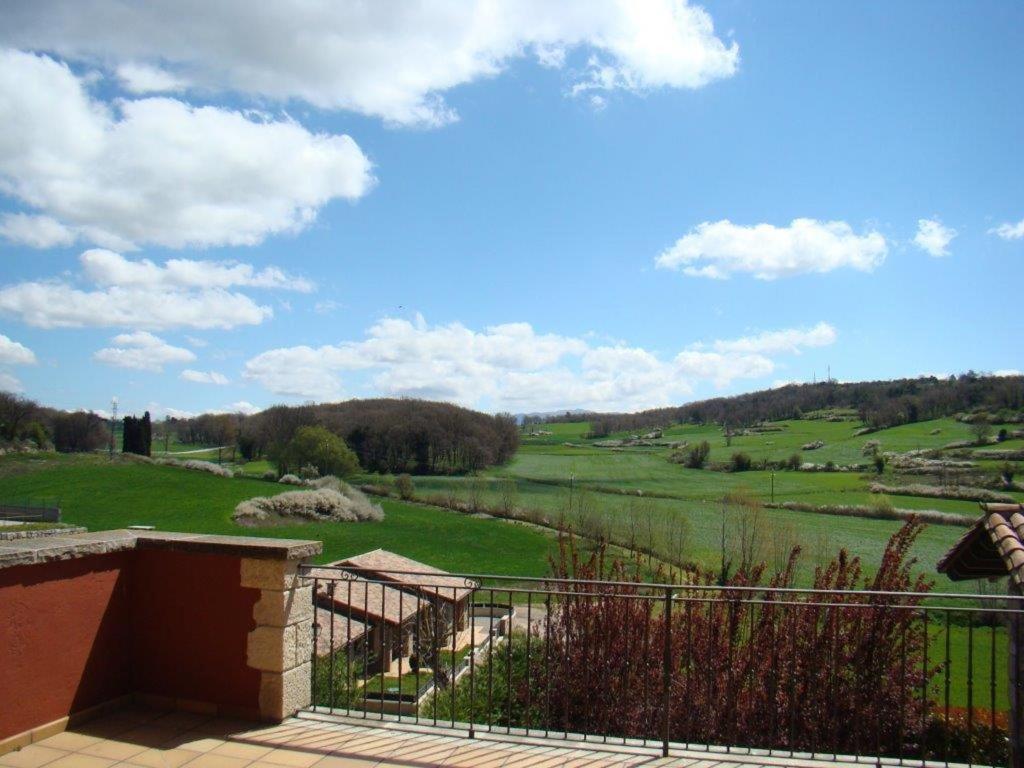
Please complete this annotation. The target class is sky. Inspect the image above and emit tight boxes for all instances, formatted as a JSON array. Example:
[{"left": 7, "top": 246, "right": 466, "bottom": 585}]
[{"left": 0, "top": 0, "right": 1021, "bottom": 419}]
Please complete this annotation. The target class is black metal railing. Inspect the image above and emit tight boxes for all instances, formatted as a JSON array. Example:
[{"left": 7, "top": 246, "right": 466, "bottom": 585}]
[{"left": 301, "top": 564, "right": 1019, "bottom": 766}]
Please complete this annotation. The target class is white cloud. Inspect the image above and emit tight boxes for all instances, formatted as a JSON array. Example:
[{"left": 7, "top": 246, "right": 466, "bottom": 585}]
[
  {"left": 163, "top": 406, "right": 196, "bottom": 419},
  {"left": 313, "top": 300, "right": 342, "bottom": 315},
  {"left": 116, "top": 62, "right": 188, "bottom": 93},
  {"left": 990, "top": 219, "right": 1024, "bottom": 240},
  {"left": 913, "top": 218, "right": 957, "bottom": 257},
  {"left": 185, "top": 336, "right": 208, "bottom": 348},
  {"left": 80, "top": 249, "right": 314, "bottom": 292},
  {"left": 225, "top": 400, "right": 259, "bottom": 415},
  {"left": 0, "top": 250, "right": 287, "bottom": 330},
  {"left": 0, "top": 213, "right": 75, "bottom": 248},
  {"left": 707, "top": 322, "right": 837, "bottom": 355},
  {"left": 0, "top": 48, "right": 374, "bottom": 250},
  {"left": 243, "top": 315, "right": 838, "bottom": 412},
  {"left": 94, "top": 331, "right": 196, "bottom": 372},
  {"left": 994, "top": 369, "right": 1022, "bottom": 377},
  {"left": 0, "top": 1, "right": 738, "bottom": 127},
  {"left": 180, "top": 369, "right": 229, "bottom": 385},
  {"left": 656, "top": 219, "right": 888, "bottom": 280},
  {"left": 0, "top": 282, "right": 271, "bottom": 330},
  {"left": 0, "top": 372, "right": 24, "bottom": 392},
  {"left": 0, "top": 333, "right": 37, "bottom": 365}
]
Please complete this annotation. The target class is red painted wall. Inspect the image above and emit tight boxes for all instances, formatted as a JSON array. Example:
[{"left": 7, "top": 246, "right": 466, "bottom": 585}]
[
  {"left": 0, "top": 553, "right": 134, "bottom": 739},
  {"left": 131, "top": 549, "right": 262, "bottom": 715},
  {"left": 0, "top": 548, "right": 264, "bottom": 742}
]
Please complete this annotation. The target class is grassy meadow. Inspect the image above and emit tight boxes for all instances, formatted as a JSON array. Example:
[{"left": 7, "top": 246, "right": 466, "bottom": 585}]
[{"left": 0, "top": 453, "right": 556, "bottom": 576}]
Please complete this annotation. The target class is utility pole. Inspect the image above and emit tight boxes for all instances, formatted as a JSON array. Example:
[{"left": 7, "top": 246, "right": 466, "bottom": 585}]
[
  {"left": 109, "top": 397, "right": 118, "bottom": 459},
  {"left": 164, "top": 415, "right": 170, "bottom": 455}
]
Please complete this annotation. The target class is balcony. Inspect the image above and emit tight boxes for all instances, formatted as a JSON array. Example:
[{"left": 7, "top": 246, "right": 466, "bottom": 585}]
[{"left": 1, "top": 528, "right": 1019, "bottom": 768}]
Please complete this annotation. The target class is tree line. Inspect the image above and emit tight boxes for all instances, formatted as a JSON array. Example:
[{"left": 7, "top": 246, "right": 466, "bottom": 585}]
[
  {"left": 1, "top": 391, "right": 519, "bottom": 475},
  {"left": 546, "top": 373, "right": 1024, "bottom": 434},
  {"left": 235, "top": 398, "right": 519, "bottom": 474},
  {"left": 0, "top": 391, "right": 110, "bottom": 452}
]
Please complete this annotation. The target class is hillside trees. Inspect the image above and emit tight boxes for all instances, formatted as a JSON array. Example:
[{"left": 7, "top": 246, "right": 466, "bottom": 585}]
[
  {"left": 52, "top": 411, "right": 109, "bottom": 452},
  {"left": 544, "top": 373, "right": 1024, "bottom": 434},
  {"left": 233, "top": 398, "right": 519, "bottom": 475},
  {"left": 0, "top": 391, "right": 39, "bottom": 441},
  {"left": 273, "top": 425, "right": 360, "bottom": 478}
]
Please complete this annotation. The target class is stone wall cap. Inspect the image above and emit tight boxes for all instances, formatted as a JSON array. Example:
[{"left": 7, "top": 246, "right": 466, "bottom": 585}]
[
  {"left": 134, "top": 531, "right": 322, "bottom": 560},
  {"left": 0, "top": 529, "right": 322, "bottom": 569}
]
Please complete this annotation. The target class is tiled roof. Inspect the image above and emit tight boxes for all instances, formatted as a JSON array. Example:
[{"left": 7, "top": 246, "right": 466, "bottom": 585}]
[
  {"left": 315, "top": 607, "right": 367, "bottom": 655},
  {"left": 332, "top": 549, "right": 476, "bottom": 602},
  {"left": 308, "top": 568, "right": 422, "bottom": 626},
  {"left": 937, "top": 503, "right": 1024, "bottom": 586}
]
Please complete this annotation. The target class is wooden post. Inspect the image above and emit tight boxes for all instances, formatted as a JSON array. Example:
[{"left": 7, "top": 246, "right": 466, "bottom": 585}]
[{"left": 1011, "top": 581, "right": 1024, "bottom": 768}]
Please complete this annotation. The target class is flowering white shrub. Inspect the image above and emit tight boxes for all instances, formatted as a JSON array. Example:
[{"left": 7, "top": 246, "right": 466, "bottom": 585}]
[
  {"left": 233, "top": 484, "right": 384, "bottom": 524},
  {"left": 156, "top": 457, "right": 234, "bottom": 478}
]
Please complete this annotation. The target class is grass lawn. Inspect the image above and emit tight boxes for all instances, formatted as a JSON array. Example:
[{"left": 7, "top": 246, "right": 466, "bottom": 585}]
[
  {"left": 0, "top": 452, "right": 557, "bottom": 576},
  {"left": 361, "top": 672, "right": 429, "bottom": 696},
  {"left": 938, "top": 622, "right": 1008, "bottom": 714}
]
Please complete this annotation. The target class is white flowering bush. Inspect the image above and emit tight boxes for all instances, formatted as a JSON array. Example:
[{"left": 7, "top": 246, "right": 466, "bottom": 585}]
[
  {"left": 156, "top": 457, "right": 234, "bottom": 478},
  {"left": 233, "top": 483, "right": 384, "bottom": 524}
]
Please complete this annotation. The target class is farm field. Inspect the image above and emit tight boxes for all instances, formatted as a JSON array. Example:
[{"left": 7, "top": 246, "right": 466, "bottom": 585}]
[{"left": 374, "top": 414, "right": 1024, "bottom": 595}]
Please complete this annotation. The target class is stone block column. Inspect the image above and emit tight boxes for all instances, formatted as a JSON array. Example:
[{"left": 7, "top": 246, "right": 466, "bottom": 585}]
[{"left": 242, "top": 557, "right": 316, "bottom": 720}]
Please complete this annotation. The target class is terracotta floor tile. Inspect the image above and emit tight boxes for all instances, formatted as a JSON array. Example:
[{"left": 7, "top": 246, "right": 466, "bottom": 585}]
[
  {"left": 311, "top": 758, "right": 379, "bottom": 768},
  {"left": 0, "top": 745, "right": 68, "bottom": 768},
  {"left": 44, "top": 755, "right": 118, "bottom": 768},
  {"left": 72, "top": 721, "right": 140, "bottom": 741},
  {"left": 34, "top": 735, "right": 103, "bottom": 753},
  {"left": 209, "top": 744, "right": 273, "bottom": 762},
  {"left": 113, "top": 727, "right": 183, "bottom": 749},
  {"left": 116, "top": 748, "right": 202, "bottom": 768},
  {"left": 78, "top": 741, "right": 149, "bottom": 762},
  {"left": 157, "top": 738, "right": 225, "bottom": 755},
  {"left": 147, "top": 715, "right": 210, "bottom": 734},
  {"left": 177, "top": 754, "right": 251, "bottom": 768},
  {"left": 257, "top": 749, "right": 323, "bottom": 768}
]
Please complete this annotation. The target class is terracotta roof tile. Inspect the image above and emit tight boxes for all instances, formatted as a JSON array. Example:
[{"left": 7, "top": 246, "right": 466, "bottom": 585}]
[
  {"left": 315, "top": 607, "right": 367, "bottom": 655},
  {"left": 938, "top": 503, "right": 1024, "bottom": 586},
  {"left": 308, "top": 569, "right": 421, "bottom": 626},
  {"left": 330, "top": 549, "right": 476, "bottom": 602}
]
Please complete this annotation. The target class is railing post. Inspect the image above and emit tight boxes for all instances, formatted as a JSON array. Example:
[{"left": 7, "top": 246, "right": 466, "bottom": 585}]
[
  {"left": 662, "top": 586, "right": 673, "bottom": 758},
  {"left": 1010, "top": 582, "right": 1024, "bottom": 768}
]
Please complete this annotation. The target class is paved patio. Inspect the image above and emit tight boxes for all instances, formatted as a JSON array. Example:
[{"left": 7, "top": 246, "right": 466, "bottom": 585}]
[{"left": 0, "top": 707, "right": 891, "bottom": 768}]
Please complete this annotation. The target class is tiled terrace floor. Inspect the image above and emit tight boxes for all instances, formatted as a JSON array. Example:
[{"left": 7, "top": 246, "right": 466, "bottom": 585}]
[{"left": 2, "top": 707, "right": 882, "bottom": 768}]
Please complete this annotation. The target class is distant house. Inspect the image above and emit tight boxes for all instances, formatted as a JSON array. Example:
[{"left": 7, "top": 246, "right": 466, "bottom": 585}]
[
  {"left": 333, "top": 549, "right": 476, "bottom": 637},
  {"left": 311, "top": 571, "right": 422, "bottom": 675},
  {"left": 937, "top": 502, "right": 1024, "bottom": 586}
]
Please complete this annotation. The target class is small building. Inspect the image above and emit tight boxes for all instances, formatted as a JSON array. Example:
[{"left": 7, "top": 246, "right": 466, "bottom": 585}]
[
  {"left": 332, "top": 549, "right": 476, "bottom": 637},
  {"left": 311, "top": 571, "right": 421, "bottom": 675}
]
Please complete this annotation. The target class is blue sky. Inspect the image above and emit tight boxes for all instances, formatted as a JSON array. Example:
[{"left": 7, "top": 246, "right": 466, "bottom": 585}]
[{"left": 0, "top": 0, "right": 1021, "bottom": 418}]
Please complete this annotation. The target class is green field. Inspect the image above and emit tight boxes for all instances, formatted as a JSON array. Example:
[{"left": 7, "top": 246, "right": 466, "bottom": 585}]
[
  {"left": 0, "top": 453, "right": 555, "bottom": 576},
  {"left": 360, "top": 414, "right": 1024, "bottom": 597}
]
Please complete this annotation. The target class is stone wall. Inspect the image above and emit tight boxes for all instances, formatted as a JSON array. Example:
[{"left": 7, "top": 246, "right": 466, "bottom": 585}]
[{"left": 0, "top": 529, "right": 322, "bottom": 754}]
